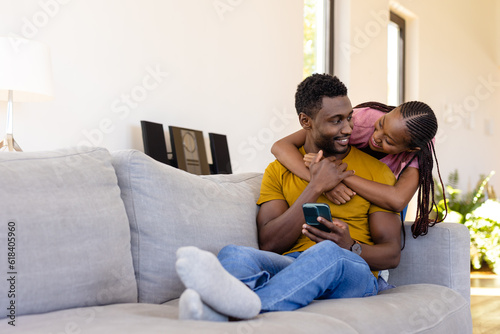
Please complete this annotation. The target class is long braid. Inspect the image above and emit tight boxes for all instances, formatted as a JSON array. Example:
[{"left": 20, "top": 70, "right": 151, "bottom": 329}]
[
  {"left": 431, "top": 141, "right": 448, "bottom": 224},
  {"left": 399, "top": 101, "right": 448, "bottom": 237},
  {"left": 355, "top": 101, "right": 396, "bottom": 113},
  {"left": 355, "top": 101, "right": 448, "bottom": 238}
]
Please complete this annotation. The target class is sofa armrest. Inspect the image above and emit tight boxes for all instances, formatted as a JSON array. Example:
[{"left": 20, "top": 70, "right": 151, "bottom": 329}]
[{"left": 388, "top": 222, "right": 471, "bottom": 304}]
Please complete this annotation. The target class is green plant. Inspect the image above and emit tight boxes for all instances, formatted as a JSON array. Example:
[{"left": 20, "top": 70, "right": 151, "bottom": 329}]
[
  {"left": 434, "top": 170, "right": 499, "bottom": 273},
  {"left": 466, "top": 200, "right": 500, "bottom": 272}
]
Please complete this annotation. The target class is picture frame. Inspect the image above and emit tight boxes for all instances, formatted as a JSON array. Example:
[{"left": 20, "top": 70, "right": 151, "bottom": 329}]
[
  {"left": 169, "top": 126, "right": 210, "bottom": 175},
  {"left": 140, "top": 120, "right": 172, "bottom": 166},
  {"left": 208, "top": 132, "right": 232, "bottom": 174}
]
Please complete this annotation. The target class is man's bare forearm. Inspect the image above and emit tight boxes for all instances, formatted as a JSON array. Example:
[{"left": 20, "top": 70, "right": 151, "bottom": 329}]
[{"left": 258, "top": 183, "right": 324, "bottom": 253}]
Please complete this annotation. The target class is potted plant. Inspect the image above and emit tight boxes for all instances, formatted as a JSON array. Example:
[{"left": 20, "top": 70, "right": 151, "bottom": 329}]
[{"left": 434, "top": 170, "right": 499, "bottom": 273}]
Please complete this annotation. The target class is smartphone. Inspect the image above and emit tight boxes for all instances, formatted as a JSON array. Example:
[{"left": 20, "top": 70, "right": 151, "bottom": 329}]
[{"left": 302, "top": 203, "right": 332, "bottom": 232}]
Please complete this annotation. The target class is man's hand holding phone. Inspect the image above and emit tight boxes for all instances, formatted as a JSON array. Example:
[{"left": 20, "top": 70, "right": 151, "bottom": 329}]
[
  {"left": 302, "top": 202, "right": 353, "bottom": 250},
  {"left": 302, "top": 203, "right": 331, "bottom": 232}
]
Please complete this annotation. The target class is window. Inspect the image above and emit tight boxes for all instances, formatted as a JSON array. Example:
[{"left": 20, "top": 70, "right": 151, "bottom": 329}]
[
  {"left": 387, "top": 11, "right": 406, "bottom": 106},
  {"left": 303, "top": 0, "right": 334, "bottom": 78}
]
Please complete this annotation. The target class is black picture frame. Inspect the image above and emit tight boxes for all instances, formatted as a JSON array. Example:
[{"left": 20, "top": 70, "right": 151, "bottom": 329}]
[
  {"left": 208, "top": 132, "right": 232, "bottom": 174},
  {"left": 140, "top": 120, "right": 172, "bottom": 165}
]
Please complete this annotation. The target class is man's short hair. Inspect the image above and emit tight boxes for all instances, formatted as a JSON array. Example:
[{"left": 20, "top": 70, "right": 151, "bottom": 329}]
[{"left": 295, "top": 74, "right": 348, "bottom": 117}]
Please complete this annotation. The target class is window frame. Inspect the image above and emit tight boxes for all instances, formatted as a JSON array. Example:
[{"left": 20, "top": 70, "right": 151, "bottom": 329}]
[{"left": 327, "top": 0, "right": 334, "bottom": 75}]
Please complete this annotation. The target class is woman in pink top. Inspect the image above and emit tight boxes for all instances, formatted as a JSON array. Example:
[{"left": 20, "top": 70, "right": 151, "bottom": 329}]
[{"left": 271, "top": 101, "right": 447, "bottom": 238}]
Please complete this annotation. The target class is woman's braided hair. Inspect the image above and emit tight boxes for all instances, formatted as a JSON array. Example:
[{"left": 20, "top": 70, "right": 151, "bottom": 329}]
[{"left": 355, "top": 101, "right": 448, "bottom": 238}]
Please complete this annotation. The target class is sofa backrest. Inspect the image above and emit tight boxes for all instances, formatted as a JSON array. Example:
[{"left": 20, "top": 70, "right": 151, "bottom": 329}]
[
  {"left": 0, "top": 147, "right": 137, "bottom": 319},
  {"left": 112, "top": 150, "right": 262, "bottom": 304}
]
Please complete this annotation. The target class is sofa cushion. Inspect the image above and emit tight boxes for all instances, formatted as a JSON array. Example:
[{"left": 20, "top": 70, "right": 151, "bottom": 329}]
[
  {"left": 0, "top": 147, "right": 137, "bottom": 319},
  {"left": 0, "top": 303, "right": 359, "bottom": 334},
  {"left": 112, "top": 150, "right": 262, "bottom": 304},
  {"left": 300, "top": 284, "right": 472, "bottom": 333},
  {"left": 1, "top": 284, "right": 471, "bottom": 334}
]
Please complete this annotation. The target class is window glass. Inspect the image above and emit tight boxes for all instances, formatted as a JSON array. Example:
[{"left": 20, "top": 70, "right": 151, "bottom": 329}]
[
  {"left": 387, "top": 12, "right": 405, "bottom": 105},
  {"left": 304, "top": 0, "right": 328, "bottom": 78}
]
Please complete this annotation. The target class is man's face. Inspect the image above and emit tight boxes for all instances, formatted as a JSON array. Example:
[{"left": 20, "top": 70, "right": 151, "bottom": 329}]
[{"left": 307, "top": 96, "right": 353, "bottom": 157}]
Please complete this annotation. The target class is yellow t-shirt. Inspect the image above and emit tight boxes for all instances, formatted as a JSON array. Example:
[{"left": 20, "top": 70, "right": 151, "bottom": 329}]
[{"left": 257, "top": 146, "right": 397, "bottom": 255}]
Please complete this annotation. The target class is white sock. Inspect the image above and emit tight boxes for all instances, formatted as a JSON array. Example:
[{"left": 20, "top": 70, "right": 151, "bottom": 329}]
[
  {"left": 175, "top": 246, "right": 261, "bottom": 319},
  {"left": 179, "top": 289, "right": 228, "bottom": 322}
]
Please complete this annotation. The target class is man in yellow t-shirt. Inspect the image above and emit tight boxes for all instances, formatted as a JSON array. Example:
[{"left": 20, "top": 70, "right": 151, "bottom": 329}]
[
  {"left": 258, "top": 145, "right": 396, "bottom": 258},
  {"left": 174, "top": 74, "right": 402, "bottom": 321}
]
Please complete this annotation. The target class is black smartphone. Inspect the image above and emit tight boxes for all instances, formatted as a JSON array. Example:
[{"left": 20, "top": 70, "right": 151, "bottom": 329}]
[{"left": 302, "top": 203, "right": 332, "bottom": 232}]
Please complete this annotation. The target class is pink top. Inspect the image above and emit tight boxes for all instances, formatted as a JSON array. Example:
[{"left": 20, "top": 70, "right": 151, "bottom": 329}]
[{"left": 350, "top": 107, "right": 419, "bottom": 178}]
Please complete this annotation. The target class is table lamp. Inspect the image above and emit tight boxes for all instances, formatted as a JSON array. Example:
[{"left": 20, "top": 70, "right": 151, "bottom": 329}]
[{"left": 0, "top": 36, "right": 54, "bottom": 152}]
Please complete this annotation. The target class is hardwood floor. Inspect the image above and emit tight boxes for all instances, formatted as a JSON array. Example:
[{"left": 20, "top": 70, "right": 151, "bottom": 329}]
[{"left": 471, "top": 271, "right": 500, "bottom": 333}]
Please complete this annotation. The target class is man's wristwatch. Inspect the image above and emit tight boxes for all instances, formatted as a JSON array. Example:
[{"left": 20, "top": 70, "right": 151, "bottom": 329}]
[{"left": 350, "top": 240, "right": 362, "bottom": 255}]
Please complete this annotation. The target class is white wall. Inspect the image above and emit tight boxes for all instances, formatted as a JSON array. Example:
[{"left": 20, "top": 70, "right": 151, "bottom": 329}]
[
  {"left": 0, "top": 0, "right": 304, "bottom": 173},
  {"left": 346, "top": 0, "right": 390, "bottom": 105}
]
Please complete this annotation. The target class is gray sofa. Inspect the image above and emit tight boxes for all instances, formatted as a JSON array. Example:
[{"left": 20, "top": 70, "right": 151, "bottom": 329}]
[{"left": 0, "top": 147, "right": 472, "bottom": 333}]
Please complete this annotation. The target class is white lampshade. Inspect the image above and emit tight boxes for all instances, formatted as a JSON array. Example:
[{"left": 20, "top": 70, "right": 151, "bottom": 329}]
[{"left": 0, "top": 36, "right": 54, "bottom": 102}]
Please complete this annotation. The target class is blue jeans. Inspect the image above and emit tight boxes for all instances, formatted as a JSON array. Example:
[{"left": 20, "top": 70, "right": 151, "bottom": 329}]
[{"left": 217, "top": 240, "right": 378, "bottom": 313}]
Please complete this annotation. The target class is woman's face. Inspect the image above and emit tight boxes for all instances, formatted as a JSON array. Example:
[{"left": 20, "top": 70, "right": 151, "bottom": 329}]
[{"left": 368, "top": 107, "right": 414, "bottom": 155}]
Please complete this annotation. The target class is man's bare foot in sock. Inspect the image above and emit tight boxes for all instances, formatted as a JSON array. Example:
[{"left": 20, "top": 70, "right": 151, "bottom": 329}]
[{"left": 176, "top": 246, "right": 261, "bottom": 320}]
